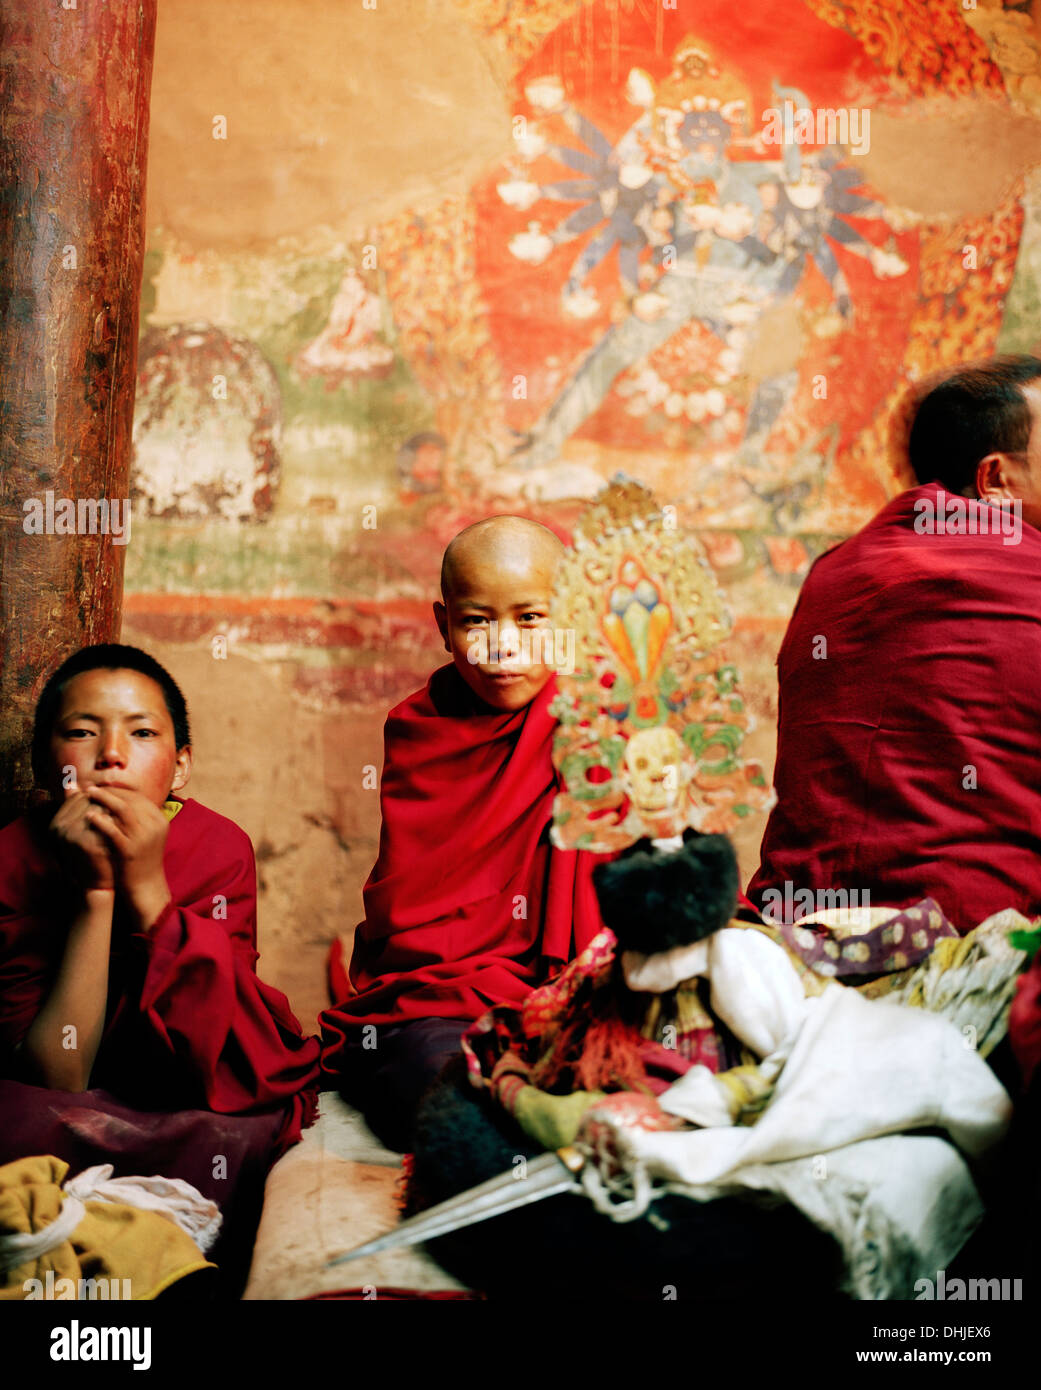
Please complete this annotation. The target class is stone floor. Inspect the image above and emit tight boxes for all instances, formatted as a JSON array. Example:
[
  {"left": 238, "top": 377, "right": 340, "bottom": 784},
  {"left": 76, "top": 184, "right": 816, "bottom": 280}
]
[{"left": 243, "top": 1094, "right": 467, "bottom": 1299}]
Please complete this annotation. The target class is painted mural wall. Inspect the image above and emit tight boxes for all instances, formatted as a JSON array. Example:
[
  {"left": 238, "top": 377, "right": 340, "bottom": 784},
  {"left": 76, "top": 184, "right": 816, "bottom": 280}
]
[{"left": 122, "top": 0, "right": 1041, "bottom": 1027}]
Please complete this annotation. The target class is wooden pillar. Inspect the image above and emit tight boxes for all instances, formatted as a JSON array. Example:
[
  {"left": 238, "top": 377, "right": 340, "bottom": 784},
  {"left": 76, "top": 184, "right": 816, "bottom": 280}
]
[{"left": 0, "top": 0, "right": 157, "bottom": 822}]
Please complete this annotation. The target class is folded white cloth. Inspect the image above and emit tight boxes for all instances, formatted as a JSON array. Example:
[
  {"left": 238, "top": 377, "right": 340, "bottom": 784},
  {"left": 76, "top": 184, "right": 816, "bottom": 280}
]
[
  {"left": 63, "top": 1166, "right": 222, "bottom": 1253},
  {"left": 0, "top": 1195, "right": 86, "bottom": 1276},
  {"left": 668, "top": 1134, "right": 983, "bottom": 1300},
  {"left": 655, "top": 987, "right": 1010, "bottom": 1171},
  {"left": 623, "top": 926, "right": 811, "bottom": 1057},
  {"left": 581, "top": 987, "right": 1012, "bottom": 1298}
]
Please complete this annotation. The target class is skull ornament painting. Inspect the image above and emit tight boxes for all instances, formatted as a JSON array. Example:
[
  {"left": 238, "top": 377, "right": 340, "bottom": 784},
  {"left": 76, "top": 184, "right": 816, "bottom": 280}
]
[{"left": 549, "top": 478, "right": 774, "bottom": 852}]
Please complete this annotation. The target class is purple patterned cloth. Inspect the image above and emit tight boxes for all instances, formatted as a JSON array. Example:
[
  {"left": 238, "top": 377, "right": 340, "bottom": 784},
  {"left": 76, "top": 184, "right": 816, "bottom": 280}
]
[{"left": 774, "top": 898, "right": 959, "bottom": 978}]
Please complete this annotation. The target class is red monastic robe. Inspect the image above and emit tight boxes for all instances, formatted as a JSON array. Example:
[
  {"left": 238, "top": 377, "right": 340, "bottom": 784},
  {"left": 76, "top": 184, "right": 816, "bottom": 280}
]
[
  {"left": 0, "top": 797, "right": 319, "bottom": 1146},
  {"left": 320, "top": 665, "right": 607, "bottom": 1075},
  {"left": 1011, "top": 956, "right": 1041, "bottom": 1093},
  {"left": 746, "top": 481, "right": 1041, "bottom": 935}
]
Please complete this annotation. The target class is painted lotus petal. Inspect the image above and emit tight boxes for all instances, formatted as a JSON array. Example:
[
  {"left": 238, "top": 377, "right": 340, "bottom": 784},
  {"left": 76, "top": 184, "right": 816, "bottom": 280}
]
[
  {"left": 645, "top": 602, "right": 672, "bottom": 677},
  {"left": 602, "top": 611, "right": 641, "bottom": 684},
  {"left": 621, "top": 599, "right": 651, "bottom": 678},
  {"left": 634, "top": 577, "right": 658, "bottom": 609},
  {"left": 609, "top": 583, "right": 634, "bottom": 615}
]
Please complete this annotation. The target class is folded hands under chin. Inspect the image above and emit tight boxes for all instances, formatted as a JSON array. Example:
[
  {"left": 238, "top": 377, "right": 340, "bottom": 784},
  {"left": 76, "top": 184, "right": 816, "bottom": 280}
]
[
  {"left": 51, "top": 786, "right": 172, "bottom": 928},
  {"left": 49, "top": 787, "right": 117, "bottom": 894}
]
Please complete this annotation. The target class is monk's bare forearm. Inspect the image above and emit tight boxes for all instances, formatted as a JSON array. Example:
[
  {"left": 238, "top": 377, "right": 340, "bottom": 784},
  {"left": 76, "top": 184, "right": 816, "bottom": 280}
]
[{"left": 23, "top": 889, "right": 115, "bottom": 1090}]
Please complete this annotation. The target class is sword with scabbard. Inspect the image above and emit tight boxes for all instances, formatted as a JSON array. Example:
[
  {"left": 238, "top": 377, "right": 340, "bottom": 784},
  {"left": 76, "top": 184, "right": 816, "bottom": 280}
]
[
  {"left": 326, "top": 1092, "right": 682, "bottom": 1268},
  {"left": 326, "top": 1145, "right": 590, "bottom": 1267}
]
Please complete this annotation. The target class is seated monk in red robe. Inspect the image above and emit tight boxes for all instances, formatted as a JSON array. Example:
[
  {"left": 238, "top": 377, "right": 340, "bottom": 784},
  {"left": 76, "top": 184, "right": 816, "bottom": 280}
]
[
  {"left": 320, "top": 516, "right": 607, "bottom": 1151},
  {"left": 0, "top": 644, "right": 320, "bottom": 1289},
  {"left": 746, "top": 355, "right": 1041, "bottom": 935}
]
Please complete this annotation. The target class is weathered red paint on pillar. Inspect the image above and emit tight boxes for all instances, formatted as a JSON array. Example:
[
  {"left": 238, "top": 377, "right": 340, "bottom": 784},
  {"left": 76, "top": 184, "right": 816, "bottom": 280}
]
[{"left": 0, "top": 0, "right": 157, "bottom": 822}]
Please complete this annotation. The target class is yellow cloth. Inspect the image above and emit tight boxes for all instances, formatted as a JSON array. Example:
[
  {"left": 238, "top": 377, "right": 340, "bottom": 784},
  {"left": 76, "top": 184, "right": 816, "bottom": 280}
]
[
  {"left": 895, "top": 910, "right": 1029, "bottom": 1057},
  {"left": 713, "top": 1063, "right": 778, "bottom": 1126},
  {"left": 513, "top": 1087, "right": 607, "bottom": 1150},
  {"left": 0, "top": 1156, "right": 214, "bottom": 1301}
]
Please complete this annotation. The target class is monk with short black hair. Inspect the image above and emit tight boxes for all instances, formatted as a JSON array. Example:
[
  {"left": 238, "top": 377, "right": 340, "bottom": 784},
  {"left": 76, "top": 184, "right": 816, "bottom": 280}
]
[
  {"left": 0, "top": 644, "right": 320, "bottom": 1287},
  {"left": 907, "top": 354, "right": 1041, "bottom": 516}
]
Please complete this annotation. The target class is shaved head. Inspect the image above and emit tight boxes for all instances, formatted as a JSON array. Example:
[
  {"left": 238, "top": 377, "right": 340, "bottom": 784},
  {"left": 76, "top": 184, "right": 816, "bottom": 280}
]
[
  {"left": 440, "top": 515, "right": 564, "bottom": 600},
  {"left": 434, "top": 515, "right": 565, "bottom": 711}
]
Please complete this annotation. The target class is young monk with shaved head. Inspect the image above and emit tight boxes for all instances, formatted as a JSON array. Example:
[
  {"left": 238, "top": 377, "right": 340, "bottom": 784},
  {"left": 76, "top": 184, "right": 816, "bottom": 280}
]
[
  {"left": 320, "top": 516, "right": 607, "bottom": 1150},
  {"left": 436, "top": 516, "right": 565, "bottom": 711}
]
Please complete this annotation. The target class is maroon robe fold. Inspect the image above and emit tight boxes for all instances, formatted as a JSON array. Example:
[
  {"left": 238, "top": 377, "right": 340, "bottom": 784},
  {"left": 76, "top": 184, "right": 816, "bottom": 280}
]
[
  {"left": 747, "top": 481, "right": 1041, "bottom": 934},
  {"left": 1011, "top": 954, "right": 1041, "bottom": 1092},
  {"left": 321, "top": 665, "right": 608, "bottom": 1076},
  {"left": 0, "top": 797, "right": 319, "bottom": 1148}
]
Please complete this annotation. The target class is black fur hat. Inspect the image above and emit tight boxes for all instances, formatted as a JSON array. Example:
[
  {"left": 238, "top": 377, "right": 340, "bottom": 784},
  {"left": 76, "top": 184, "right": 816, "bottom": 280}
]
[{"left": 592, "top": 830, "right": 739, "bottom": 956}]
